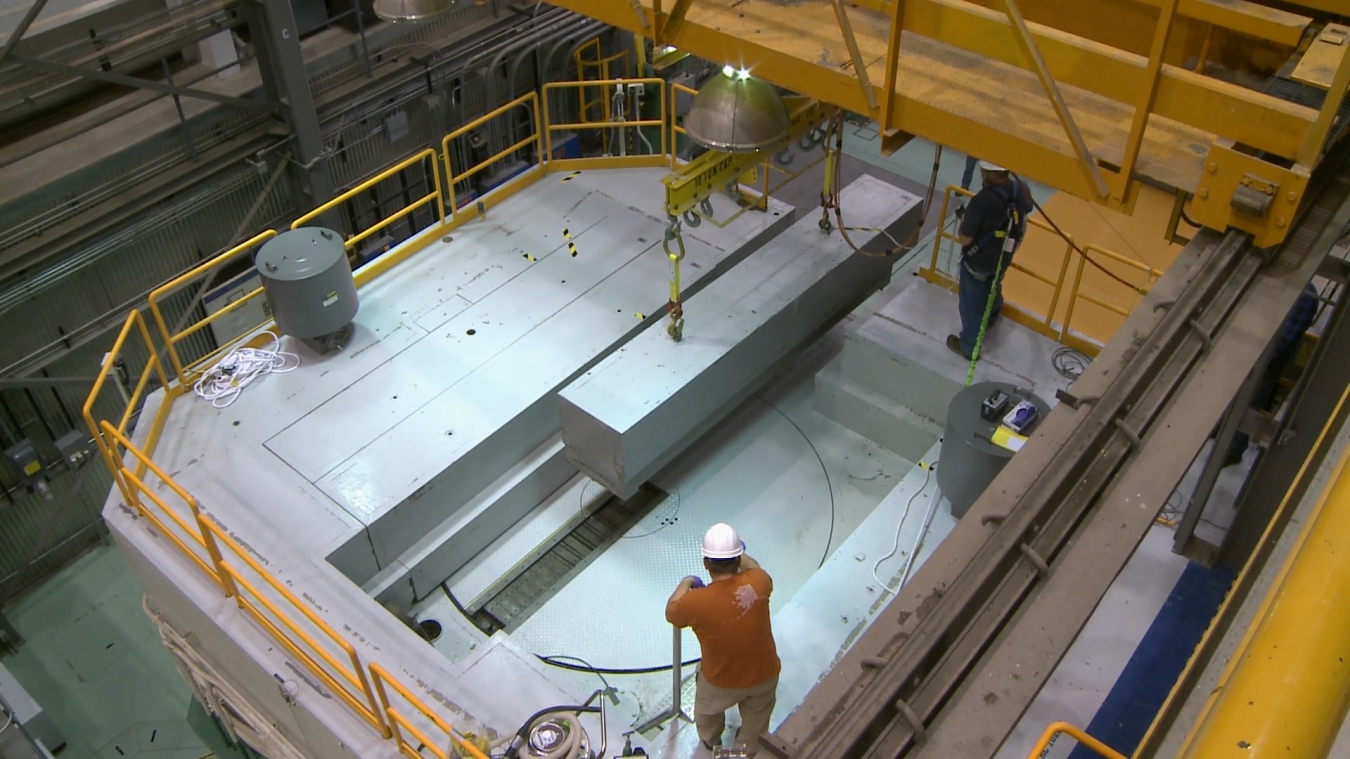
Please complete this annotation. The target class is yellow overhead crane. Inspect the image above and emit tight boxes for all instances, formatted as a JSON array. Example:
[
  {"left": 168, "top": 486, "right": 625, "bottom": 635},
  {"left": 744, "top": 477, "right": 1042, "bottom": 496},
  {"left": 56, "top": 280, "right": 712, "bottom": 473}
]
[{"left": 549, "top": 0, "right": 1350, "bottom": 249}]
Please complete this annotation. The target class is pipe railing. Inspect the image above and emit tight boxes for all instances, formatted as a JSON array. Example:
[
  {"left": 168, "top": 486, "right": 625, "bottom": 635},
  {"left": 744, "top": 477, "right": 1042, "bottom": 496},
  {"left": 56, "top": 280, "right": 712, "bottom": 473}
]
[
  {"left": 369, "top": 662, "right": 491, "bottom": 759},
  {"left": 542, "top": 78, "right": 669, "bottom": 171},
  {"left": 81, "top": 309, "right": 174, "bottom": 497},
  {"left": 1025, "top": 721, "right": 1126, "bottom": 759},
  {"left": 294, "top": 149, "right": 447, "bottom": 288},
  {"left": 442, "top": 92, "right": 544, "bottom": 227},
  {"left": 147, "top": 230, "right": 278, "bottom": 387},
  {"left": 921, "top": 184, "right": 1159, "bottom": 356},
  {"left": 198, "top": 512, "right": 391, "bottom": 738}
]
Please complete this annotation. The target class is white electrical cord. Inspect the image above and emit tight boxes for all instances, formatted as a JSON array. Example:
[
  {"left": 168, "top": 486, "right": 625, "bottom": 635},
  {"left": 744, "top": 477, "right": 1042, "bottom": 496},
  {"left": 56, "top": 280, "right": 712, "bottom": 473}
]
[
  {"left": 898, "top": 478, "right": 944, "bottom": 589},
  {"left": 873, "top": 461, "right": 937, "bottom": 596},
  {"left": 192, "top": 330, "right": 300, "bottom": 408}
]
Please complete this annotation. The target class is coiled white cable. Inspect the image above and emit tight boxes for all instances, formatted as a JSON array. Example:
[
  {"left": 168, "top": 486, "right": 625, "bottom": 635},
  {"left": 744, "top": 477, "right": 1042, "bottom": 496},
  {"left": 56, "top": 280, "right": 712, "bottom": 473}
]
[{"left": 192, "top": 330, "right": 299, "bottom": 408}]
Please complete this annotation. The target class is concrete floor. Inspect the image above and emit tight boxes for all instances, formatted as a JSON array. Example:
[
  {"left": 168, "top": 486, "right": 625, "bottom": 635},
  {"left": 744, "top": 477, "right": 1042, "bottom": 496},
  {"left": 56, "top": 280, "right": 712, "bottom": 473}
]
[{"left": 0, "top": 546, "right": 247, "bottom": 759}]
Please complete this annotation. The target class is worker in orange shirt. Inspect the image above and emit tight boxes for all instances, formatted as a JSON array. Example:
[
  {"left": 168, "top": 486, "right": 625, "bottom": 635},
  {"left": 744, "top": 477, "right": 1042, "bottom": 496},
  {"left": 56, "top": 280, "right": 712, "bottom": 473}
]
[{"left": 666, "top": 523, "right": 781, "bottom": 757}]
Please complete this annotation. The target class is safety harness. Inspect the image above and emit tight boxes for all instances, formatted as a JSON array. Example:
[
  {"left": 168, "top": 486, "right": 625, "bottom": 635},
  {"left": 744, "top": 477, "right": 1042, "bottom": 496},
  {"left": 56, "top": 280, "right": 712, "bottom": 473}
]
[
  {"left": 961, "top": 178, "right": 1025, "bottom": 386},
  {"left": 962, "top": 180, "right": 1024, "bottom": 280}
]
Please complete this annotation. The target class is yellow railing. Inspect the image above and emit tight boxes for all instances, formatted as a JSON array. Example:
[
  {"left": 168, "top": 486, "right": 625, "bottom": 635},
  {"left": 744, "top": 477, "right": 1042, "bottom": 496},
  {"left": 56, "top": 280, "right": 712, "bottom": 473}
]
[
  {"left": 148, "top": 230, "right": 278, "bottom": 387},
  {"left": 82, "top": 309, "right": 175, "bottom": 497},
  {"left": 296, "top": 149, "right": 446, "bottom": 290},
  {"left": 198, "top": 514, "right": 390, "bottom": 737},
  {"left": 542, "top": 78, "right": 669, "bottom": 171},
  {"left": 84, "top": 76, "right": 798, "bottom": 757},
  {"left": 920, "top": 185, "right": 1160, "bottom": 357},
  {"left": 669, "top": 81, "right": 697, "bottom": 170},
  {"left": 370, "top": 662, "right": 490, "bottom": 759},
  {"left": 100, "top": 421, "right": 223, "bottom": 587},
  {"left": 442, "top": 92, "right": 544, "bottom": 227},
  {"left": 1027, "top": 722, "right": 1126, "bottom": 759}
]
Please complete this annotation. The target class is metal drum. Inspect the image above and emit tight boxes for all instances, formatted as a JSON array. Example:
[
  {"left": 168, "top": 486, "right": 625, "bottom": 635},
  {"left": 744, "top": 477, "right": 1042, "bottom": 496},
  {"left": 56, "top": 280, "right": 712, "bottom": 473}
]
[
  {"left": 937, "top": 381, "right": 1049, "bottom": 519},
  {"left": 256, "top": 228, "right": 359, "bottom": 351}
]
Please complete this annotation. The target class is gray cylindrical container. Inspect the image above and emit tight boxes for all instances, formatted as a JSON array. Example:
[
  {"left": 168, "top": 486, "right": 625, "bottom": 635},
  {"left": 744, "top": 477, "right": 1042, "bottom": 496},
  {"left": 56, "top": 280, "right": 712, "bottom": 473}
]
[
  {"left": 937, "top": 381, "right": 1050, "bottom": 519},
  {"left": 256, "top": 228, "right": 359, "bottom": 339}
]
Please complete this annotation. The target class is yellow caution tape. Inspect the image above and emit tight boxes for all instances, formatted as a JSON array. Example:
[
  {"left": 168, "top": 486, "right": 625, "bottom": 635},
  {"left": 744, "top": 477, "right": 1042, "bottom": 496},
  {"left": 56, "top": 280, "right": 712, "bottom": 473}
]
[
  {"left": 636, "top": 312, "right": 645, "bottom": 319},
  {"left": 522, "top": 253, "right": 536, "bottom": 262},
  {"left": 561, "top": 171, "right": 580, "bottom": 182}
]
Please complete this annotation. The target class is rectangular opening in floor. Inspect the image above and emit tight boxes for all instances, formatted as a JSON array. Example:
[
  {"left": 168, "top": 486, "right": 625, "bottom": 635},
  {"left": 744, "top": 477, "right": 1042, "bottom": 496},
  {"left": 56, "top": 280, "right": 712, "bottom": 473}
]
[{"left": 457, "top": 484, "right": 669, "bottom": 634}]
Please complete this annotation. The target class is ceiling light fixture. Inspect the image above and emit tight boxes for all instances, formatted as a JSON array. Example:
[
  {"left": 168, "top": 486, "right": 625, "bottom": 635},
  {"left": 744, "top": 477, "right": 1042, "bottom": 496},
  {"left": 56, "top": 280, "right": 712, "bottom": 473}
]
[
  {"left": 685, "top": 66, "right": 790, "bottom": 153},
  {"left": 373, "top": 0, "right": 458, "bottom": 23}
]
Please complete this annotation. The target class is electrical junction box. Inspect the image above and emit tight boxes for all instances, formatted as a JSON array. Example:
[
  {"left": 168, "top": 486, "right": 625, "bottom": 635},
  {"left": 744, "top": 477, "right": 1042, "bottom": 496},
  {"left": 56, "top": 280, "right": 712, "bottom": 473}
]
[
  {"left": 384, "top": 111, "right": 410, "bottom": 143},
  {"left": 4, "top": 439, "right": 41, "bottom": 486},
  {"left": 54, "top": 430, "right": 92, "bottom": 469}
]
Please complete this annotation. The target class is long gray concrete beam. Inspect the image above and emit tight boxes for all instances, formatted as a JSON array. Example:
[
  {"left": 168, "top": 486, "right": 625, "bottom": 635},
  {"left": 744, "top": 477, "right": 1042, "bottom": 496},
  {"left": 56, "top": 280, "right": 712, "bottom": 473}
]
[{"left": 558, "top": 175, "right": 923, "bottom": 499}]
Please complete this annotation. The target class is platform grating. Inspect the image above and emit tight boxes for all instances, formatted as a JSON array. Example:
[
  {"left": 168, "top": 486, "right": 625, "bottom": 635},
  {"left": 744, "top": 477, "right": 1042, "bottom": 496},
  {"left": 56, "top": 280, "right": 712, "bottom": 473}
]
[{"left": 455, "top": 485, "right": 667, "bottom": 634}]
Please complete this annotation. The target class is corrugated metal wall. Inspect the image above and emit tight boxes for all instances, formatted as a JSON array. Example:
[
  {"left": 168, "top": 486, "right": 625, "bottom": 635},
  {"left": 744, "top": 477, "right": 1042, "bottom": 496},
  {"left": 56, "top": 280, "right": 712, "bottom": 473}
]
[{"left": 0, "top": 11, "right": 614, "bottom": 603}]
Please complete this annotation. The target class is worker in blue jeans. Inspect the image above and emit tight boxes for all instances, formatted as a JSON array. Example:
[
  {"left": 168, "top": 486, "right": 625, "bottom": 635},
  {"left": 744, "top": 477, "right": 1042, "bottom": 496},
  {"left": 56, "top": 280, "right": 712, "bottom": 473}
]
[
  {"left": 960, "top": 154, "right": 978, "bottom": 193},
  {"left": 948, "top": 161, "right": 1033, "bottom": 359}
]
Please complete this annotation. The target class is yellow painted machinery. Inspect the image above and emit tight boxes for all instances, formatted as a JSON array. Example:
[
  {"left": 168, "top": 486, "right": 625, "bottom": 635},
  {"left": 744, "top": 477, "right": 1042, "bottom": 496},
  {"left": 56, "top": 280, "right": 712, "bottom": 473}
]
[{"left": 551, "top": 0, "right": 1350, "bottom": 250}]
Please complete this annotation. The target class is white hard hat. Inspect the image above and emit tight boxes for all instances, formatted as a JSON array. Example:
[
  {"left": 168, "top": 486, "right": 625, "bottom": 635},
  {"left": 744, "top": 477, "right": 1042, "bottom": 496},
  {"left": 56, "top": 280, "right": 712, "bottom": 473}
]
[
  {"left": 978, "top": 159, "right": 1008, "bottom": 173},
  {"left": 702, "top": 523, "right": 744, "bottom": 559}
]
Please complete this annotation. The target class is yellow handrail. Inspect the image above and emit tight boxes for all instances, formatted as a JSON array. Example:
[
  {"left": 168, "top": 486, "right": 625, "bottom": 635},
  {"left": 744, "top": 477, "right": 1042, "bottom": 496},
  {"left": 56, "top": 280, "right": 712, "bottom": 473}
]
[
  {"left": 542, "top": 78, "right": 669, "bottom": 170},
  {"left": 1027, "top": 721, "right": 1126, "bottom": 759},
  {"left": 370, "top": 662, "right": 490, "bottom": 759},
  {"left": 199, "top": 513, "right": 391, "bottom": 737},
  {"left": 147, "top": 230, "right": 278, "bottom": 386},
  {"left": 81, "top": 310, "right": 172, "bottom": 489},
  {"left": 669, "top": 82, "right": 697, "bottom": 170},
  {"left": 293, "top": 148, "right": 444, "bottom": 250},
  {"left": 441, "top": 91, "right": 543, "bottom": 225}
]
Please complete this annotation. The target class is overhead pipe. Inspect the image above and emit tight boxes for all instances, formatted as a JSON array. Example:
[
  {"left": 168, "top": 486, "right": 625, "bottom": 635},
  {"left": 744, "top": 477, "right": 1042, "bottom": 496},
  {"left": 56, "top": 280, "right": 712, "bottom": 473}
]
[
  {"left": 1179, "top": 442, "right": 1350, "bottom": 757},
  {"left": 504, "top": 16, "right": 593, "bottom": 107},
  {"left": 541, "top": 22, "right": 605, "bottom": 128},
  {"left": 479, "top": 13, "right": 590, "bottom": 159}
]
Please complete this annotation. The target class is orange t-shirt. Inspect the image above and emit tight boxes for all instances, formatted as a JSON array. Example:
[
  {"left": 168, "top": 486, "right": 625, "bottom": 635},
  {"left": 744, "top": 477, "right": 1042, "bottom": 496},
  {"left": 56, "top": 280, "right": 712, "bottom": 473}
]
[{"left": 666, "top": 568, "right": 781, "bottom": 689}]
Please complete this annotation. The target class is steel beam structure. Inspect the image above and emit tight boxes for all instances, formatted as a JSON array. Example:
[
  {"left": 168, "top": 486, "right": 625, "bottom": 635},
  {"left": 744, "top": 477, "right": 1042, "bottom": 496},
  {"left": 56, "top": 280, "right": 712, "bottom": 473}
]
[
  {"left": 1000, "top": 0, "right": 1108, "bottom": 199},
  {"left": 0, "top": 0, "right": 48, "bottom": 66},
  {"left": 9, "top": 55, "right": 273, "bottom": 111},
  {"left": 1179, "top": 419, "right": 1350, "bottom": 755},
  {"left": 844, "top": 0, "right": 1310, "bottom": 47},
  {"left": 245, "top": 0, "right": 335, "bottom": 213},
  {"left": 1136, "top": 227, "right": 1350, "bottom": 759},
  {"left": 548, "top": 0, "right": 1320, "bottom": 243}
]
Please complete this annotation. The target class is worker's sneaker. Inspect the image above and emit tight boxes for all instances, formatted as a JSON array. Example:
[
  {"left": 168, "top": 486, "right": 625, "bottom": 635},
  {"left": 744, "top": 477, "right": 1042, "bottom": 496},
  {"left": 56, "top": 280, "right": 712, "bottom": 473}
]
[{"left": 946, "top": 335, "right": 972, "bottom": 359}]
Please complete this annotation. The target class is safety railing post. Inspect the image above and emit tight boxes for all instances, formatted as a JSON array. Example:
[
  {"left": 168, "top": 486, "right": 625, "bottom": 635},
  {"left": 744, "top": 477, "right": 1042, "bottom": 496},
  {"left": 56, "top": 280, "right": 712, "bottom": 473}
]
[
  {"left": 672, "top": 623, "right": 683, "bottom": 719},
  {"left": 1045, "top": 237, "right": 1075, "bottom": 334},
  {"left": 1061, "top": 248, "right": 1088, "bottom": 343},
  {"left": 196, "top": 509, "right": 237, "bottom": 599},
  {"left": 634, "top": 624, "right": 688, "bottom": 733},
  {"left": 930, "top": 185, "right": 953, "bottom": 273}
]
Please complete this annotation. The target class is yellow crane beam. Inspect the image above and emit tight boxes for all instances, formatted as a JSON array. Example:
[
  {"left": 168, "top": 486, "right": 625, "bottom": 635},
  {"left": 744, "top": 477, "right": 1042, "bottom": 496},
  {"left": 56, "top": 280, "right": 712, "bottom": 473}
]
[
  {"left": 848, "top": 0, "right": 1311, "bottom": 47},
  {"left": 553, "top": 0, "right": 1329, "bottom": 245},
  {"left": 1179, "top": 442, "right": 1350, "bottom": 757}
]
